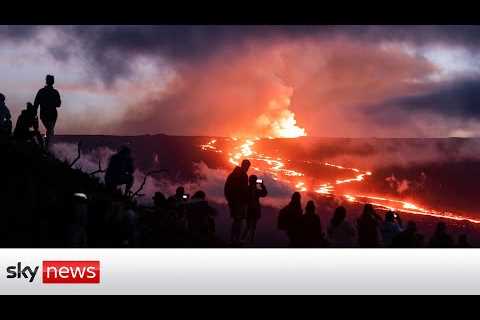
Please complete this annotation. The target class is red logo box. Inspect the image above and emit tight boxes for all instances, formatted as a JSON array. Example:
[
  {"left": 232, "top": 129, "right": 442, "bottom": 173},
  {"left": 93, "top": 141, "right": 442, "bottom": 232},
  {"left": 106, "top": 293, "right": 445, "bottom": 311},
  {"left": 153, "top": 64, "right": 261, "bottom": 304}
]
[{"left": 42, "top": 261, "right": 100, "bottom": 284}]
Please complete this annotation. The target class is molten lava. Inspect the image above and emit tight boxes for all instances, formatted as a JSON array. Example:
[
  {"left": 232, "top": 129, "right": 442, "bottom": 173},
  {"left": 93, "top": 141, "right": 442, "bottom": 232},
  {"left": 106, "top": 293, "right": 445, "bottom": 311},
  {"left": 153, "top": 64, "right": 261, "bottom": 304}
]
[{"left": 200, "top": 137, "right": 480, "bottom": 224}]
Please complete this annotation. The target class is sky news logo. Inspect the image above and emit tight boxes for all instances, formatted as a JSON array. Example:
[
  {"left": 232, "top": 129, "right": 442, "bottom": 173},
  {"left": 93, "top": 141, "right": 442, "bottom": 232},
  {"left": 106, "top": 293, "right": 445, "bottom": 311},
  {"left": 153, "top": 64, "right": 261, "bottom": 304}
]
[{"left": 6, "top": 261, "right": 100, "bottom": 284}]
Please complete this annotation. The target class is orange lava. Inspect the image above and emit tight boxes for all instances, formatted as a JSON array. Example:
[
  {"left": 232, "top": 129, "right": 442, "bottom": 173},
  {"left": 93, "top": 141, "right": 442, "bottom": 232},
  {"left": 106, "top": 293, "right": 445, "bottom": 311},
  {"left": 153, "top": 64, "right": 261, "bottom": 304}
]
[{"left": 200, "top": 138, "right": 480, "bottom": 224}]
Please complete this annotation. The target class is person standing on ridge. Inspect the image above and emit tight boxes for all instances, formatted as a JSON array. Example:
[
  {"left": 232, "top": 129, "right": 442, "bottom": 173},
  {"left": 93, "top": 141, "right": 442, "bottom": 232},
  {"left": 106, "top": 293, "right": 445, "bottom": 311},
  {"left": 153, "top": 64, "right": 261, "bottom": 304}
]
[
  {"left": 224, "top": 159, "right": 250, "bottom": 246},
  {"left": 242, "top": 175, "right": 268, "bottom": 244},
  {"left": 13, "top": 102, "right": 44, "bottom": 148},
  {"left": 34, "top": 74, "right": 61, "bottom": 148},
  {"left": 0, "top": 93, "right": 12, "bottom": 136}
]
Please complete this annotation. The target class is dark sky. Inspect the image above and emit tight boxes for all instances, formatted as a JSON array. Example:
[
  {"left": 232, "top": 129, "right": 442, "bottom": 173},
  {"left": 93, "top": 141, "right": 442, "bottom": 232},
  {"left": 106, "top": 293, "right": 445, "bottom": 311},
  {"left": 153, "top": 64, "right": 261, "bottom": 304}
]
[{"left": 1, "top": 25, "right": 480, "bottom": 137}]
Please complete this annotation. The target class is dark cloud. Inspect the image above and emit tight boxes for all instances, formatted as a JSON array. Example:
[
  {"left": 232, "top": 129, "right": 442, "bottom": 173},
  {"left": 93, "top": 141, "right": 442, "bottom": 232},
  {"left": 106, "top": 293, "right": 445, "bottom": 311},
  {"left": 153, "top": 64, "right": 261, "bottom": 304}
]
[
  {"left": 4, "top": 25, "right": 480, "bottom": 85},
  {"left": 371, "top": 78, "right": 480, "bottom": 120},
  {"left": 331, "top": 25, "right": 480, "bottom": 47},
  {"left": 58, "top": 25, "right": 480, "bottom": 86},
  {"left": 401, "top": 79, "right": 480, "bottom": 119},
  {"left": 0, "top": 25, "right": 40, "bottom": 41}
]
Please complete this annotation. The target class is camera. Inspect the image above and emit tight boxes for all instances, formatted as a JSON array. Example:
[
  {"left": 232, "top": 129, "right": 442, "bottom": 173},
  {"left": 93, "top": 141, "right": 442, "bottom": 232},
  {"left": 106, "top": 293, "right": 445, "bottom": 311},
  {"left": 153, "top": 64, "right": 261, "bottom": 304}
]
[
  {"left": 182, "top": 194, "right": 189, "bottom": 200},
  {"left": 256, "top": 179, "right": 263, "bottom": 184}
]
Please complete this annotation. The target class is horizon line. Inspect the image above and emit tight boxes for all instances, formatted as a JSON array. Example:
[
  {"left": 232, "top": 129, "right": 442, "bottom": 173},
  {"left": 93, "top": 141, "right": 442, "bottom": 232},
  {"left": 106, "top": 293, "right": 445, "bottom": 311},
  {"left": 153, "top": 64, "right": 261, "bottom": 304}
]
[{"left": 54, "top": 133, "right": 480, "bottom": 140}]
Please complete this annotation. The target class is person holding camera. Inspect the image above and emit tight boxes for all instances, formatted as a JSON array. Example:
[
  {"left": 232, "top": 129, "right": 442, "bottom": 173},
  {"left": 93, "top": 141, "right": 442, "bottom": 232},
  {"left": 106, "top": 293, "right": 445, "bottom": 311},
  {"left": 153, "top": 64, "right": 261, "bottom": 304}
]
[
  {"left": 242, "top": 175, "right": 268, "bottom": 244},
  {"left": 380, "top": 210, "right": 403, "bottom": 247}
]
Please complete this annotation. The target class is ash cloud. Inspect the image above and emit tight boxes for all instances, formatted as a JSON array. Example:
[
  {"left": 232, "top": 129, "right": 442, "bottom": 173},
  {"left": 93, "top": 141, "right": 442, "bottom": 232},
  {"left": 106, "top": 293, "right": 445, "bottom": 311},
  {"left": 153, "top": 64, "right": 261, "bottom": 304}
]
[
  {"left": 4, "top": 26, "right": 480, "bottom": 137},
  {"left": 112, "top": 37, "right": 440, "bottom": 137}
]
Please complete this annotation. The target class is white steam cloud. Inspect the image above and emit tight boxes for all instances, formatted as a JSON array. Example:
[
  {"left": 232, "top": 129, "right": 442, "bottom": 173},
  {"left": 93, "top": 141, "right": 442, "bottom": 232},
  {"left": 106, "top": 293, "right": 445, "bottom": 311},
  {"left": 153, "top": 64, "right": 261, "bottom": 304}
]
[{"left": 51, "top": 143, "right": 295, "bottom": 208}]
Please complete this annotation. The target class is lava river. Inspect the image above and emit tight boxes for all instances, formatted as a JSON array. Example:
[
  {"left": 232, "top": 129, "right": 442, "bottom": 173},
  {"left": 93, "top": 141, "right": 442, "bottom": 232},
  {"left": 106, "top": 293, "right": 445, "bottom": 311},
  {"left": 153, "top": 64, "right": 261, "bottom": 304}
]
[{"left": 200, "top": 137, "right": 480, "bottom": 224}]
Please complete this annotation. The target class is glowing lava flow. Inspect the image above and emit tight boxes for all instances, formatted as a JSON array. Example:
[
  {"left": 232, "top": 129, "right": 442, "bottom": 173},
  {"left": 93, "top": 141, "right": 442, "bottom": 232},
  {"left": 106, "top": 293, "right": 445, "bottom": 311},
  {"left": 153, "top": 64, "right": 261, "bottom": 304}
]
[
  {"left": 199, "top": 138, "right": 480, "bottom": 224},
  {"left": 227, "top": 139, "right": 304, "bottom": 178},
  {"left": 200, "top": 139, "right": 223, "bottom": 153}
]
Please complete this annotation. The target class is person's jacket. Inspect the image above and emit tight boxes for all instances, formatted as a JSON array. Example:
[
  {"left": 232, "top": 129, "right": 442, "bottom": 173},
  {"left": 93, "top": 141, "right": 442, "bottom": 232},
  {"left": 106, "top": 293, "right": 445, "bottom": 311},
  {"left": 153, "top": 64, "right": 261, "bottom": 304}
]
[
  {"left": 14, "top": 109, "right": 39, "bottom": 137},
  {"left": 34, "top": 85, "right": 61, "bottom": 116},
  {"left": 429, "top": 232, "right": 454, "bottom": 248},
  {"left": 381, "top": 221, "right": 402, "bottom": 247},
  {"left": 247, "top": 184, "right": 268, "bottom": 220},
  {"left": 392, "top": 229, "right": 422, "bottom": 248},
  {"left": 327, "top": 220, "right": 356, "bottom": 247},
  {"left": 106, "top": 153, "right": 134, "bottom": 177},
  {"left": 186, "top": 199, "right": 216, "bottom": 234},
  {"left": 0, "top": 103, "right": 11, "bottom": 122},
  {"left": 301, "top": 213, "right": 322, "bottom": 238},
  {"left": 224, "top": 166, "right": 249, "bottom": 205},
  {"left": 357, "top": 214, "right": 381, "bottom": 247},
  {"left": 278, "top": 202, "right": 302, "bottom": 232}
]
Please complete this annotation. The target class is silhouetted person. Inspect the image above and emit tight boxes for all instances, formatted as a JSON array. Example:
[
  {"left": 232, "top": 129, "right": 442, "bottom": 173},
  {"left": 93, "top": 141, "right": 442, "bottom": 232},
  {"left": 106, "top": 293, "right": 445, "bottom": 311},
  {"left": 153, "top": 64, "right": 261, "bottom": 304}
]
[
  {"left": 0, "top": 93, "right": 12, "bottom": 136},
  {"left": 105, "top": 146, "right": 134, "bottom": 195},
  {"left": 327, "top": 206, "right": 355, "bottom": 247},
  {"left": 168, "top": 186, "right": 188, "bottom": 221},
  {"left": 34, "top": 74, "right": 61, "bottom": 148},
  {"left": 428, "top": 222, "right": 454, "bottom": 248},
  {"left": 278, "top": 192, "right": 303, "bottom": 247},
  {"left": 169, "top": 186, "right": 187, "bottom": 203},
  {"left": 165, "top": 195, "right": 188, "bottom": 235},
  {"left": 13, "top": 102, "right": 44, "bottom": 148},
  {"left": 186, "top": 190, "right": 217, "bottom": 245},
  {"left": 392, "top": 221, "right": 424, "bottom": 248},
  {"left": 153, "top": 191, "right": 169, "bottom": 222},
  {"left": 224, "top": 159, "right": 250, "bottom": 246},
  {"left": 153, "top": 192, "right": 167, "bottom": 210},
  {"left": 65, "top": 193, "right": 89, "bottom": 247},
  {"left": 456, "top": 234, "right": 472, "bottom": 248},
  {"left": 381, "top": 211, "right": 403, "bottom": 247},
  {"left": 242, "top": 175, "right": 268, "bottom": 244},
  {"left": 124, "top": 201, "right": 139, "bottom": 247},
  {"left": 299, "top": 200, "right": 325, "bottom": 247},
  {"left": 357, "top": 204, "right": 382, "bottom": 247}
]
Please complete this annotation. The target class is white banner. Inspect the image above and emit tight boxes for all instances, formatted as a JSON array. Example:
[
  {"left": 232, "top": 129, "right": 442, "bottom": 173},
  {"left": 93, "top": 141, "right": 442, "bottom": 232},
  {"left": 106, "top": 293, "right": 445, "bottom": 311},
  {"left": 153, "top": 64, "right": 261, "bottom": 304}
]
[{"left": 1, "top": 249, "right": 480, "bottom": 294}]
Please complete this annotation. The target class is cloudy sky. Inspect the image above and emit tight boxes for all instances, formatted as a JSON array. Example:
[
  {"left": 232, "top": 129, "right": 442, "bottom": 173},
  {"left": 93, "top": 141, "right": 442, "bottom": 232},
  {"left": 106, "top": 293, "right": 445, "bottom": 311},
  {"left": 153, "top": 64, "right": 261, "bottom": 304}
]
[{"left": 1, "top": 25, "right": 480, "bottom": 138}]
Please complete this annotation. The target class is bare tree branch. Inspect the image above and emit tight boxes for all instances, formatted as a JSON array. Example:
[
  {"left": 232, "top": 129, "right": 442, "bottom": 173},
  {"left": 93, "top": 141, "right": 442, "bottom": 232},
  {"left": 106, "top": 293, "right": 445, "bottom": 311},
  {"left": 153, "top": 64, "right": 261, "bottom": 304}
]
[
  {"left": 131, "top": 169, "right": 168, "bottom": 198},
  {"left": 69, "top": 141, "right": 83, "bottom": 168},
  {"left": 89, "top": 159, "right": 105, "bottom": 176}
]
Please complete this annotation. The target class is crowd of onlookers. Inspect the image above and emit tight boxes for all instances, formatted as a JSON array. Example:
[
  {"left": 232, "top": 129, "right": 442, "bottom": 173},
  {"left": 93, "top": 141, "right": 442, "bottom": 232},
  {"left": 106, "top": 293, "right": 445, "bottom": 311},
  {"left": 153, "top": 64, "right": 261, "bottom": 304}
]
[
  {"left": 1, "top": 74, "right": 473, "bottom": 248},
  {"left": 0, "top": 75, "right": 61, "bottom": 151},
  {"left": 224, "top": 159, "right": 474, "bottom": 248},
  {"left": 137, "top": 187, "right": 220, "bottom": 247},
  {"left": 277, "top": 191, "right": 472, "bottom": 248}
]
